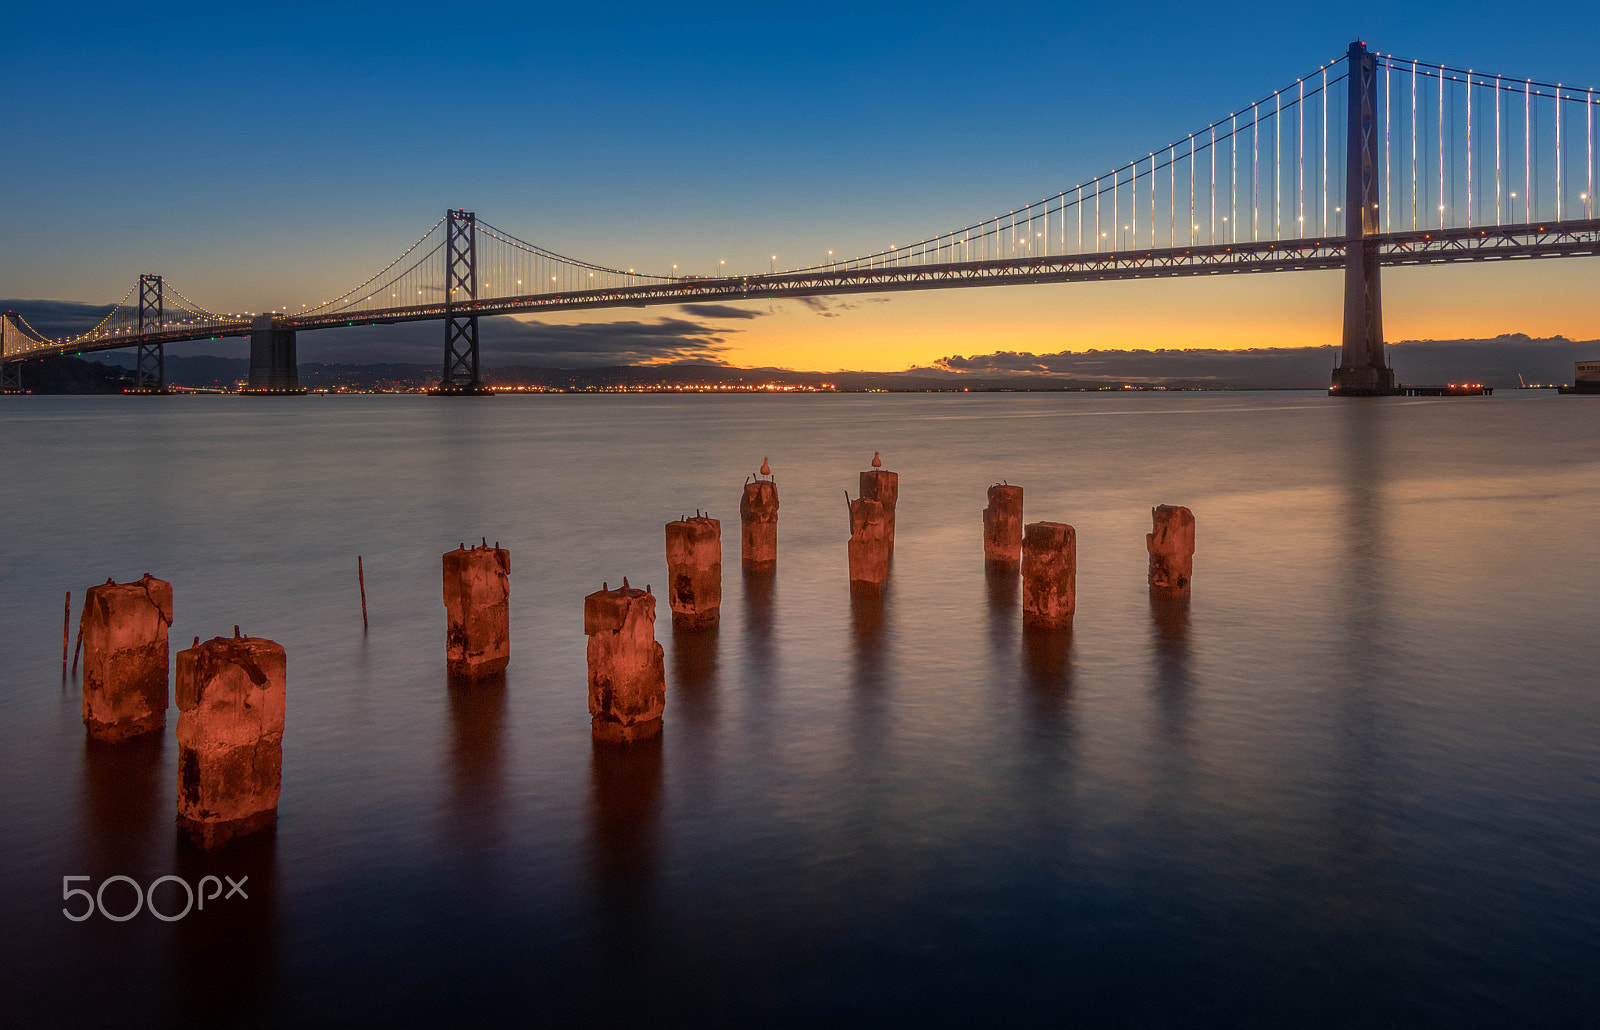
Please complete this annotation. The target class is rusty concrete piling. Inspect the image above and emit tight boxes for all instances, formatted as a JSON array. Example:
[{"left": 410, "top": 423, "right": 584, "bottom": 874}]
[
  {"left": 175, "top": 630, "right": 285, "bottom": 847},
  {"left": 665, "top": 515, "right": 722, "bottom": 629},
  {"left": 80, "top": 574, "right": 173, "bottom": 742},
  {"left": 1147, "top": 505, "right": 1196, "bottom": 590},
  {"left": 847, "top": 495, "right": 892, "bottom": 587},
  {"left": 859, "top": 467, "right": 899, "bottom": 551},
  {"left": 982, "top": 484, "right": 1025, "bottom": 565},
  {"left": 739, "top": 480, "right": 780, "bottom": 570},
  {"left": 1021, "top": 522, "right": 1077, "bottom": 628},
  {"left": 585, "top": 579, "right": 666, "bottom": 744},
  {"left": 443, "top": 541, "right": 510, "bottom": 679}
]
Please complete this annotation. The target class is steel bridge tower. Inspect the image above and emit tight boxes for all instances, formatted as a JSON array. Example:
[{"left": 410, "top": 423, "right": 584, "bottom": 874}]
[
  {"left": 433, "top": 208, "right": 490, "bottom": 395},
  {"left": 1332, "top": 40, "right": 1399, "bottom": 396},
  {"left": 134, "top": 274, "right": 168, "bottom": 393},
  {"left": 1, "top": 317, "right": 20, "bottom": 393}
]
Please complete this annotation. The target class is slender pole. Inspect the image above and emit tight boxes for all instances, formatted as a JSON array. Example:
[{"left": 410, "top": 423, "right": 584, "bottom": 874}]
[
  {"left": 358, "top": 556, "right": 368, "bottom": 630},
  {"left": 1555, "top": 85, "right": 1563, "bottom": 222},
  {"left": 1298, "top": 78, "right": 1305, "bottom": 234},
  {"left": 1385, "top": 59, "right": 1392, "bottom": 232},
  {"left": 62, "top": 592, "right": 70, "bottom": 674}
]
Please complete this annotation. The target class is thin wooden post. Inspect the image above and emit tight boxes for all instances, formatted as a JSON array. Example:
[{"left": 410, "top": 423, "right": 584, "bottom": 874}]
[{"left": 358, "top": 556, "right": 368, "bottom": 630}]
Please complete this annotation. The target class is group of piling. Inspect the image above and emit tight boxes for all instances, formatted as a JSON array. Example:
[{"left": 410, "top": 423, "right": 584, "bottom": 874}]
[
  {"left": 74, "top": 574, "right": 283, "bottom": 849},
  {"left": 68, "top": 451, "right": 1196, "bottom": 847}
]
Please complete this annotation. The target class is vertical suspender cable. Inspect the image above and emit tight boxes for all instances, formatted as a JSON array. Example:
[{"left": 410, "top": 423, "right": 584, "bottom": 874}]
[
  {"left": 1467, "top": 72, "right": 1473, "bottom": 226},
  {"left": 1274, "top": 92, "right": 1281, "bottom": 239},
  {"left": 1496, "top": 77, "right": 1502, "bottom": 225},
  {"left": 1439, "top": 64, "right": 1446, "bottom": 228},
  {"left": 1555, "top": 85, "right": 1563, "bottom": 222},
  {"left": 1231, "top": 114, "right": 1238, "bottom": 243},
  {"left": 1297, "top": 78, "right": 1304, "bottom": 235},
  {"left": 1411, "top": 60, "right": 1418, "bottom": 230},
  {"left": 1525, "top": 81, "right": 1532, "bottom": 222},
  {"left": 1321, "top": 66, "right": 1328, "bottom": 235}
]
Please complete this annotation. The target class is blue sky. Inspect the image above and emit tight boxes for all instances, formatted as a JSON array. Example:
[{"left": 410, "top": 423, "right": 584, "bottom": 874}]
[{"left": 4, "top": 1, "right": 1599, "bottom": 368}]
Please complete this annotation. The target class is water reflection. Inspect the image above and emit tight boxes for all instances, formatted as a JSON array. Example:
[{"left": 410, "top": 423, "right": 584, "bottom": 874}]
[
  {"left": 170, "top": 825, "right": 279, "bottom": 1025},
  {"left": 1148, "top": 587, "right": 1195, "bottom": 744},
  {"left": 985, "top": 561, "right": 1019, "bottom": 656},
  {"left": 446, "top": 674, "right": 507, "bottom": 849},
  {"left": 741, "top": 567, "right": 778, "bottom": 688},
  {"left": 80, "top": 732, "right": 167, "bottom": 869},
  {"left": 1020, "top": 624, "right": 1074, "bottom": 727},
  {"left": 586, "top": 734, "right": 664, "bottom": 942},
  {"left": 669, "top": 625, "right": 720, "bottom": 729}
]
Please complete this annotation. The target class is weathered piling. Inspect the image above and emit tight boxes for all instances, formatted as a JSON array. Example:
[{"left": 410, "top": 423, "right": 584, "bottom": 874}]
[
  {"left": 847, "top": 495, "right": 892, "bottom": 587},
  {"left": 1147, "top": 505, "right": 1196, "bottom": 590},
  {"left": 585, "top": 580, "right": 666, "bottom": 744},
  {"left": 175, "top": 630, "right": 285, "bottom": 847},
  {"left": 1021, "top": 522, "right": 1076, "bottom": 628},
  {"left": 80, "top": 574, "right": 173, "bottom": 742},
  {"left": 443, "top": 541, "right": 510, "bottom": 679},
  {"left": 665, "top": 515, "right": 721, "bottom": 629},
  {"left": 860, "top": 468, "right": 899, "bottom": 550},
  {"left": 982, "top": 484, "right": 1024, "bottom": 564},
  {"left": 739, "top": 480, "right": 780, "bottom": 570}
]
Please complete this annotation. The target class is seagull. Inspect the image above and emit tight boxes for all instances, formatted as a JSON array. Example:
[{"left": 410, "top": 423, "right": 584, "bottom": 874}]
[
  {"left": 871, "top": 451, "right": 882, "bottom": 469},
  {"left": 760, "top": 457, "right": 771, "bottom": 477}
]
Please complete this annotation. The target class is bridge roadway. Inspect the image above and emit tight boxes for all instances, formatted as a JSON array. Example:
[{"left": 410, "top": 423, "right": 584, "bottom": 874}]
[{"left": 16, "top": 216, "right": 1600, "bottom": 360}]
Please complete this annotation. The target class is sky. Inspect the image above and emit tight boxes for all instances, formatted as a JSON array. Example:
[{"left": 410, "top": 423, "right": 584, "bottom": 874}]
[{"left": 4, "top": 1, "right": 1599, "bottom": 371}]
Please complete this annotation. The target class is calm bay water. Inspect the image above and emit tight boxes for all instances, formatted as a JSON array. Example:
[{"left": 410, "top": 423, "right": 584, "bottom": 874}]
[{"left": 1, "top": 391, "right": 1597, "bottom": 1026}]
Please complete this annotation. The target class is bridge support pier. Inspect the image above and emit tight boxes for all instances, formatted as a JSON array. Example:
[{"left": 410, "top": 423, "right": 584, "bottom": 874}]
[
  {"left": 243, "top": 314, "right": 304, "bottom": 395},
  {"left": 1, "top": 362, "right": 20, "bottom": 394},
  {"left": 1332, "top": 40, "right": 1400, "bottom": 396}
]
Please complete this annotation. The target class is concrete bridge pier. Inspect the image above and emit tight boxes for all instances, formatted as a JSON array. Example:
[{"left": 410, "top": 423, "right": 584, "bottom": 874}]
[
  {"left": 1331, "top": 40, "right": 1400, "bottom": 397},
  {"left": 243, "top": 314, "right": 304, "bottom": 394}
]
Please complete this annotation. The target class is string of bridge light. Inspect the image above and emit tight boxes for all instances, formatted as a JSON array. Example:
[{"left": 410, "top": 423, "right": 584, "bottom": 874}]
[
  {"left": 294, "top": 216, "right": 448, "bottom": 316},
  {"left": 1375, "top": 53, "right": 1598, "bottom": 231},
  {"left": 791, "top": 54, "right": 1350, "bottom": 274}
]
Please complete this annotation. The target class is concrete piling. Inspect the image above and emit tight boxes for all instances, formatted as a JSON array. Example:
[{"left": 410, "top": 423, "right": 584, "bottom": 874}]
[
  {"left": 665, "top": 515, "right": 721, "bottom": 628},
  {"left": 847, "top": 495, "right": 892, "bottom": 587},
  {"left": 1147, "top": 505, "right": 1196, "bottom": 590},
  {"left": 443, "top": 541, "right": 510, "bottom": 679},
  {"left": 175, "top": 631, "right": 285, "bottom": 847},
  {"left": 1021, "top": 522, "right": 1077, "bottom": 628},
  {"left": 739, "top": 480, "right": 780, "bottom": 570},
  {"left": 859, "top": 467, "right": 899, "bottom": 550},
  {"left": 982, "top": 484, "right": 1024, "bottom": 564},
  {"left": 585, "top": 580, "right": 666, "bottom": 744},
  {"left": 80, "top": 574, "right": 173, "bottom": 742}
]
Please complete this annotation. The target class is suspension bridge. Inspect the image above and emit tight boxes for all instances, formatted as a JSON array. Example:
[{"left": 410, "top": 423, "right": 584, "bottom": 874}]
[{"left": 4, "top": 41, "right": 1598, "bottom": 397}]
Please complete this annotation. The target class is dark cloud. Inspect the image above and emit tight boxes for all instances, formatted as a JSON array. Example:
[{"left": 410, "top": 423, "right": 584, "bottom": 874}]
[
  {"left": 1, "top": 299, "right": 117, "bottom": 337},
  {"left": 678, "top": 303, "right": 766, "bottom": 320},
  {"left": 297, "top": 314, "right": 738, "bottom": 367}
]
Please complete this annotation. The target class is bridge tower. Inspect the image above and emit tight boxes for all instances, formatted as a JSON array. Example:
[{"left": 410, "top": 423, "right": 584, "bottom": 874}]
[
  {"left": 1, "top": 316, "right": 20, "bottom": 393},
  {"left": 433, "top": 208, "right": 490, "bottom": 395},
  {"left": 135, "top": 274, "right": 168, "bottom": 393},
  {"left": 1332, "top": 40, "right": 1399, "bottom": 396}
]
